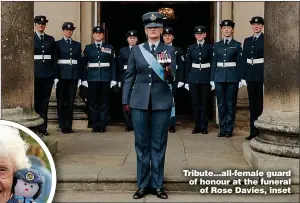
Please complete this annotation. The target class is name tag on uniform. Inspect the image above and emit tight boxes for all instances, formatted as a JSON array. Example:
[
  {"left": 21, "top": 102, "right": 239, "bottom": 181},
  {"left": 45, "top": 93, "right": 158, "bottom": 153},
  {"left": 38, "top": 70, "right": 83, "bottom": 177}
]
[
  {"left": 101, "top": 47, "right": 112, "bottom": 54},
  {"left": 229, "top": 47, "right": 236, "bottom": 49}
]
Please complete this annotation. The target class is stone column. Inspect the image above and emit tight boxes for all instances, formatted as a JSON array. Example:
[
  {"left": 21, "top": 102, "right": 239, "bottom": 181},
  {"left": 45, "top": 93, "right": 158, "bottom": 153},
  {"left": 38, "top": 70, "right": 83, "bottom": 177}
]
[
  {"left": 1, "top": 2, "right": 43, "bottom": 127},
  {"left": 250, "top": 2, "right": 299, "bottom": 158}
]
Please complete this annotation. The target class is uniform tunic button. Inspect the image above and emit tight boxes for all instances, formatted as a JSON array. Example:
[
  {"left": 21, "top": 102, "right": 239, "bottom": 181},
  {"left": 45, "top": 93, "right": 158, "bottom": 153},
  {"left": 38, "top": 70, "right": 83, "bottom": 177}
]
[
  {"left": 149, "top": 74, "right": 151, "bottom": 77},
  {"left": 42, "top": 50, "right": 44, "bottom": 53},
  {"left": 149, "top": 66, "right": 151, "bottom": 68},
  {"left": 149, "top": 83, "right": 151, "bottom": 85},
  {"left": 98, "top": 56, "right": 100, "bottom": 58},
  {"left": 42, "top": 46, "right": 44, "bottom": 48},
  {"left": 224, "top": 54, "right": 226, "bottom": 55},
  {"left": 43, "top": 60, "right": 45, "bottom": 63},
  {"left": 98, "top": 51, "right": 100, "bottom": 53},
  {"left": 225, "top": 49, "right": 226, "bottom": 51},
  {"left": 70, "top": 53, "right": 72, "bottom": 55}
]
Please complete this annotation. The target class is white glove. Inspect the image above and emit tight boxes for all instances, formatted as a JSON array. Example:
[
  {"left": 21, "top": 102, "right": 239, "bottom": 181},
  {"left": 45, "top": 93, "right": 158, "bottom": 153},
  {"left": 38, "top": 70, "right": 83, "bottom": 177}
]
[
  {"left": 110, "top": 81, "right": 117, "bottom": 88},
  {"left": 118, "top": 82, "right": 121, "bottom": 88},
  {"left": 238, "top": 79, "right": 247, "bottom": 88},
  {"left": 210, "top": 81, "right": 215, "bottom": 90},
  {"left": 77, "top": 79, "right": 81, "bottom": 87},
  {"left": 82, "top": 81, "right": 88, "bottom": 87},
  {"left": 177, "top": 82, "right": 184, "bottom": 88},
  {"left": 184, "top": 84, "right": 189, "bottom": 91},
  {"left": 53, "top": 79, "right": 59, "bottom": 88},
  {"left": 241, "top": 79, "right": 247, "bottom": 86}
]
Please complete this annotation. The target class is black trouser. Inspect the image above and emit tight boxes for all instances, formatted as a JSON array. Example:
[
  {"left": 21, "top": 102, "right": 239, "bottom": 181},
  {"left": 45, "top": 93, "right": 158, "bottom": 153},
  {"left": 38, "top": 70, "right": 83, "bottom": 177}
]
[
  {"left": 56, "top": 79, "right": 78, "bottom": 129},
  {"left": 34, "top": 78, "right": 54, "bottom": 132},
  {"left": 247, "top": 81, "right": 263, "bottom": 135},
  {"left": 215, "top": 82, "right": 239, "bottom": 133},
  {"left": 189, "top": 83, "right": 211, "bottom": 130},
  {"left": 121, "top": 84, "right": 133, "bottom": 128},
  {"left": 88, "top": 81, "right": 110, "bottom": 129}
]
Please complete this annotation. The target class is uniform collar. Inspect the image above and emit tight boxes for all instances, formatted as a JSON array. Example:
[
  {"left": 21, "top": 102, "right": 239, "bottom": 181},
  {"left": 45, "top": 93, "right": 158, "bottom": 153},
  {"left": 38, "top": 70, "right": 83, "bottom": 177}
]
[
  {"left": 253, "top": 32, "right": 262, "bottom": 39},
  {"left": 95, "top": 41, "right": 102, "bottom": 47},
  {"left": 223, "top": 37, "right": 232, "bottom": 43},
  {"left": 64, "top": 37, "right": 72, "bottom": 44},
  {"left": 165, "top": 43, "right": 172, "bottom": 46},
  {"left": 148, "top": 40, "right": 160, "bottom": 50},
  {"left": 197, "top": 40, "right": 205, "bottom": 46},
  {"left": 35, "top": 31, "right": 44, "bottom": 38},
  {"left": 129, "top": 45, "right": 133, "bottom": 49}
]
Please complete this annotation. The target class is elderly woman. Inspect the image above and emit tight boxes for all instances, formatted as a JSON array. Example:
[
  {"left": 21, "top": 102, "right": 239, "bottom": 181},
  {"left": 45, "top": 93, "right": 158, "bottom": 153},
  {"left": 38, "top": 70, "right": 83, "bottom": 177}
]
[
  {"left": 122, "top": 12, "right": 176, "bottom": 199},
  {"left": 0, "top": 124, "right": 31, "bottom": 202}
]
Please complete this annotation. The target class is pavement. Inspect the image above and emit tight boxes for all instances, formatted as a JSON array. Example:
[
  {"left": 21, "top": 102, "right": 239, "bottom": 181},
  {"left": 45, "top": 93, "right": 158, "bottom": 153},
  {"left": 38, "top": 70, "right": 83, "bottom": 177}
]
[{"left": 46, "top": 122, "right": 298, "bottom": 202}]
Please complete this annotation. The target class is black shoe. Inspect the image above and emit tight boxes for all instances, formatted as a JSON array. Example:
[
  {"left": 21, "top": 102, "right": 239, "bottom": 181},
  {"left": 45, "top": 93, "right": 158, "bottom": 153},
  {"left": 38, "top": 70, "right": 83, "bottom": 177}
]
[
  {"left": 67, "top": 129, "right": 75, "bottom": 133},
  {"left": 38, "top": 130, "right": 49, "bottom": 136},
  {"left": 61, "top": 129, "right": 68, "bottom": 134},
  {"left": 218, "top": 132, "right": 225, "bottom": 137},
  {"left": 169, "top": 126, "right": 176, "bottom": 133},
  {"left": 201, "top": 129, "right": 208, "bottom": 134},
  {"left": 154, "top": 188, "right": 168, "bottom": 199},
  {"left": 125, "top": 127, "right": 133, "bottom": 132},
  {"left": 133, "top": 188, "right": 148, "bottom": 199},
  {"left": 192, "top": 128, "right": 201, "bottom": 134},
  {"left": 225, "top": 132, "right": 233, "bottom": 138},
  {"left": 92, "top": 127, "right": 100, "bottom": 133},
  {"left": 245, "top": 134, "right": 256, "bottom": 140}
]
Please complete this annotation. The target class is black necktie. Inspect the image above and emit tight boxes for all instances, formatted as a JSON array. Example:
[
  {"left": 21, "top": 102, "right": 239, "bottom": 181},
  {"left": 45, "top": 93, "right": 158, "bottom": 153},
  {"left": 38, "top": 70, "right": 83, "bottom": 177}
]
[
  {"left": 151, "top": 44, "right": 155, "bottom": 55},
  {"left": 40, "top": 35, "right": 44, "bottom": 42},
  {"left": 253, "top": 37, "right": 257, "bottom": 44},
  {"left": 130, "top": 47, "right": 133, "bottom": 52},
  {"left": 198, "top": 43, "right": 202, "bottom": 49},
  {"left": 224, "top": 39, "right": 229, "bottom": 46},
  {"left": 97, "top": 44, "right": 101, "bottom": 49},
  {"left": 67, "top": 39, "right": 71, "bottom": 45}
]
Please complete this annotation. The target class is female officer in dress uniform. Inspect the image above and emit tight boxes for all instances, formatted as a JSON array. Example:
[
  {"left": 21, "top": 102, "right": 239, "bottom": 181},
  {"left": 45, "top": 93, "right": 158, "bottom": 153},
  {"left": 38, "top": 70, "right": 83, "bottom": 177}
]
[
  {"left": 185, "top": 26, "right": 213, "bottom": 134},
  {"left": 211, "top": 20, "right": 245, "bottom": 138},
  {"left": 122, "top": 12, "right": 176, "bottom": 199}
]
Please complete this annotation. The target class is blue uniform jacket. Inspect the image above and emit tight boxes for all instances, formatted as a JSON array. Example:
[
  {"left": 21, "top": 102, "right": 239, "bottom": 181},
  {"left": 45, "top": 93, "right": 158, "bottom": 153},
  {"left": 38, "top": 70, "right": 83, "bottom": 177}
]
[
  {"left": 55, "top": 38, "right": 84, "bottom": 80},
  {"left": 211, "top": 39, "right": 244, "bottom": 83},
  {"left": 122, "top": 41, "right": 176, "bottom": 110},
  {"left": 83, "top": 43, "right": 116, "bottom": 82},
  {"left": 117, "top": 46, "right": 131, "bottom": 83},
  {"left": 173, "top": 46, "right": 185, "bottom": 82},
  {"left": 34, "top": 33, "right": 56, "bottom": 78},
  {"left": 242, "top": 33, "right": 264, "bottom": 82},
  {"left": 186, "top": 42, "right": 213, "bottom": 84}
]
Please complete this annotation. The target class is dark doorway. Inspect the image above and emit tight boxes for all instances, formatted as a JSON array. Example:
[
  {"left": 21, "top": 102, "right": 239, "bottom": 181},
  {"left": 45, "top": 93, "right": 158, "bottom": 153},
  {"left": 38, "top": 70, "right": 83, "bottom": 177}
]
[{"left": 100, "top": 1, "right": 215, "bottom": 123}]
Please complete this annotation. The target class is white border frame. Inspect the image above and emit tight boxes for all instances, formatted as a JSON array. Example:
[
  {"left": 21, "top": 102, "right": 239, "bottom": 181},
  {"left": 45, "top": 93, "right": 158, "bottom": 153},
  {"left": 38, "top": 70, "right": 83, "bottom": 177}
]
[{"left": 0, "top": 120, "right": 57, "bottom": 203}]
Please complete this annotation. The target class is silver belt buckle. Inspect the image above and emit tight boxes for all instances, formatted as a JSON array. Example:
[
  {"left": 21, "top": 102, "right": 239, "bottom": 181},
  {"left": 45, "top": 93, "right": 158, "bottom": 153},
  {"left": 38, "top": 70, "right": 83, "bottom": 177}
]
[
  {"left": 199, "top": 63, "right": 201, "bottom": 70},
  {"left": 70, "top": 58, "right": 72, "bottom": 65},
  {"left": 252, "top": 58, "right": 254, "bottom": 65},
  {"left": 98, "top": 61, "right": 101, "bottom": 67}
]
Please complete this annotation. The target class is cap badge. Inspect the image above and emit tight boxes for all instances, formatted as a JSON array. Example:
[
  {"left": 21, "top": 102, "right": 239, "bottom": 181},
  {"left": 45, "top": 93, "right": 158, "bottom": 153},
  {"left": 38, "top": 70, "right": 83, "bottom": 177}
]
[
  {"left": 255, "top": 18, "right": 258, "bottom": 22},
  {"left": 97, "top": 28, "right": 100, "bottom": 31},
  {"left": 41, "top": 18, "right": 44, "bottom": 22},
  {"left": 130, "top": 32, "right": 134, "bottom": 35},
  {"left": 68, "top": 24, "right": 71, "bottom": 28},
  {"left": 26, "top": 172, "right": 34, "bottom": 181},
  {"left": 225, "top": 21, "right": 228, "bottom": 25},
  {"left": 198, "top": 28, "right": 201, "bottom": 31},
  {"left": 166, "top": 29, "right": 169, "bottom": 32},
  {"left": 150, "top": 13, "right": 156, "bottom": 21}
]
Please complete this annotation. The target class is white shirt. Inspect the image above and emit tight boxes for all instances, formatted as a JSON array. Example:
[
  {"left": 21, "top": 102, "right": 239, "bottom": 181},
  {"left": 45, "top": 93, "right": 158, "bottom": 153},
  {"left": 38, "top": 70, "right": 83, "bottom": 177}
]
[
  {"left": 95, "top": 41, "right": 102, "bottom": 47},
  {"left": 35, "top": 31, "right": 44, "bottom": 39},
  {"left": 165, "top": 43, "right": 172, "bottom": 46},
  {"left": 253, "top": 32, "right": 262, "bottom": 39},
  {"left": 197, "top": 40, "right": 205, "bottom": 46},
  {"left": 64, "top": 37, "right": 72, "bottom": 44},
  {"left": 148, "top": 40, "right": 160, "bottom": 51},
  {"left": 223, "top": 37, "right": 232, "bottom": 44}
]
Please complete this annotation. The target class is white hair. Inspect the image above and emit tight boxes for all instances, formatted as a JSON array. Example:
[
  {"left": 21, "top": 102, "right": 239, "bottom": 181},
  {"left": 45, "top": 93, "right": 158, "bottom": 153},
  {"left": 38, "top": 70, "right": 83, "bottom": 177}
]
[{"left": 0, "top": 124, "right": 31, "bottom": 169}]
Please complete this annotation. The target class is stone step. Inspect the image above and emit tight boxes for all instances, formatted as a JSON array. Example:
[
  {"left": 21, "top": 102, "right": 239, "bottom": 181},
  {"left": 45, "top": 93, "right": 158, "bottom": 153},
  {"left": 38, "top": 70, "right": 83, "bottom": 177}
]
[{"left": 53, "top": 191, "right": 300, "bottom": 202}]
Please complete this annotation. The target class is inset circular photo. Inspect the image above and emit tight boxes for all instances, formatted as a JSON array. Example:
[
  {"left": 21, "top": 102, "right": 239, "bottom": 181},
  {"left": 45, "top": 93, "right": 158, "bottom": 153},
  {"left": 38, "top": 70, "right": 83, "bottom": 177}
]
[{"left": 0, "top": 120, "right": 57, "bottom": 203}]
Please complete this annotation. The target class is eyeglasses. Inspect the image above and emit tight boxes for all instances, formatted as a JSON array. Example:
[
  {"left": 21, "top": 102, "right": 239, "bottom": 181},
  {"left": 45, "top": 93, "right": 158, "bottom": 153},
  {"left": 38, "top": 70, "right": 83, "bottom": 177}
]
[{"left": 0, "top": 165, "right": 14, "bottom": 179}]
